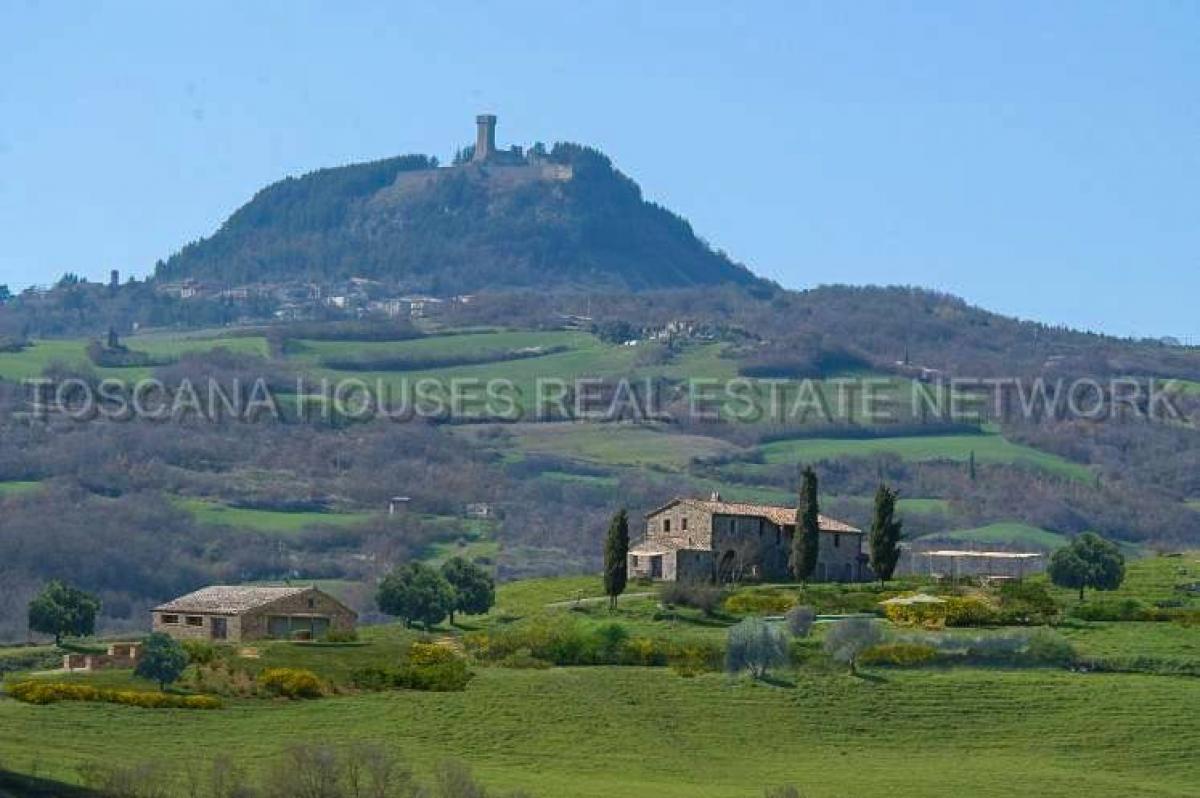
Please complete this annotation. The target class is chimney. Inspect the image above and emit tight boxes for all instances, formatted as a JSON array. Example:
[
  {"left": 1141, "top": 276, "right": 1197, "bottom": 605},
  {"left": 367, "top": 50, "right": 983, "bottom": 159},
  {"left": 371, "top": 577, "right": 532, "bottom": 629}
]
[{"left": 474, "top": 114, "right": 497, "bottom": 162}]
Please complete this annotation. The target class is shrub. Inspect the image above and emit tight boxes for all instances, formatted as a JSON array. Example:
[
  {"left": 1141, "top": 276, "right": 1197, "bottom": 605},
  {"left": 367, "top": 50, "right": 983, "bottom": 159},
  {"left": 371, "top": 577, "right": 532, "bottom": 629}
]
[
  {"left": 392, "top": 660, "right": 474, "bottom": 692},
  {"left": 724, "top": 591, "right": 795, "bottom": 615},
  {"left": 1069, "top": 597, "right": 1157, "bottom": 622},
  {"left": 6, "top": 681, "right": 221, "bottom": 709},
  {"left": 997, "top": 581, "right": 1060, "bottom": 625},
  {"left": 407, "top": 641, "right": 460, "bottom": 666},
  {"left": 1024, "top": 629, "right": 1077, "bottom": 666},
  {"left": 323, "top": 628, "right": 359, "bottom": 643},
  {"left": 258, "top": 667, "right": 324, "bottom": 699},
  {"left": 351, "top": 661, "right": 474, "bottom": 692},
  {"left": 498, "top": 648, "right": 553, "bottom": 670},
  {"left": 726, "top": 618, "right": 789, "bottom": 678},
  {"left": 859, "top": 643, "right": 937, "bottom": 667},
  {"left": 660, "top": 582, "right": 725, "bottom": 616},
  {"left": 785, "top": 605, "right": 816, "bottom": 638},
  {"left": 883, "top": 600, "right": 948, "bottom": 628},
  {"left": 181, "top": 639, "right": 217, "bottom": 665},
  {"left": 943, "top": 596, "right": 1000, "bottom": 627}
]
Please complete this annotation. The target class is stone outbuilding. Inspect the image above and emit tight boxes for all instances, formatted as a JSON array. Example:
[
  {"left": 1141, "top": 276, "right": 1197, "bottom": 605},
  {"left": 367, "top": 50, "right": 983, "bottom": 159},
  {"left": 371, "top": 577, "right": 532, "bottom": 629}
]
[
  {"left": 630, "top": 495, "right": 869, "bottom": 584},
  {"left": 152, "top": 586, "right": 356, "bottom": 643}
]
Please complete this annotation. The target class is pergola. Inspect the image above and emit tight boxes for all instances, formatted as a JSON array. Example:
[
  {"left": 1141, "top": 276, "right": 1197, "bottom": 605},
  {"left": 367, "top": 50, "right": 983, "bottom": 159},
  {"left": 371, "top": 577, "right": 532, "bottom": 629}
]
[{"left": 921, "top": 549, "right": 1044, "bottom": 583}]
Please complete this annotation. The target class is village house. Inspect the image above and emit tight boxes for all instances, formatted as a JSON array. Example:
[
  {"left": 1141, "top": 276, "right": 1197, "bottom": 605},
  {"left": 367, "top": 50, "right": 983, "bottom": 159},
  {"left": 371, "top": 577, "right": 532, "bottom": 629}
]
[
  {"left": 152, "top": 585, "right": 356, "bottom": 643},
  {"left": 630, "top": 495, "right": 868, "bottom": 584}
]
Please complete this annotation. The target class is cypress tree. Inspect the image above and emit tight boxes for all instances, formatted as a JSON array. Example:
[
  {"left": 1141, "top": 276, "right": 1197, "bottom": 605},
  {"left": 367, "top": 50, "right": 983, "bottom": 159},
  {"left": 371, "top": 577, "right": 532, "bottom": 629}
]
[
  {"left": 868, "top": 484, "right": 904, "bottom": 586},
  {"left": 790, "top": 467, "right": 820, "bottom": 585},
  {"left": 603, "top": 508, "right": 630, "bottom": 611}
]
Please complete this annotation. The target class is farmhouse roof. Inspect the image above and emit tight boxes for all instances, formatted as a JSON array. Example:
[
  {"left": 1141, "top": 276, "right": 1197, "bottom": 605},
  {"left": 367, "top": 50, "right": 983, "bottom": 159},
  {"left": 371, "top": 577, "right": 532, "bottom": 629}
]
[
  {"left": 154, "top": 586, "right": 309, "bottom": 615},
  {"left": 648, "top": 497, "right": 861, "bottom": 534}
]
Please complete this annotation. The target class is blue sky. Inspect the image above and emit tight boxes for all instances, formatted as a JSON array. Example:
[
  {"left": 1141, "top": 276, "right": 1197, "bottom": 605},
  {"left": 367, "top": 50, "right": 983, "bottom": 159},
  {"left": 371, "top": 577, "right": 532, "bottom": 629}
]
[{"left": 1, "top": 1, "right": 1197, "bottom": 339}]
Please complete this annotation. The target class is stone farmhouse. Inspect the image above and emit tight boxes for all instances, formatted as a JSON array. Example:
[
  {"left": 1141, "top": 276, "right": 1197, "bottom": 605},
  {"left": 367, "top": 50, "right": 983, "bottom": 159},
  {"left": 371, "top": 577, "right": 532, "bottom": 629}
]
[
  {"left": 152, "top": 586, "right": 356, "bottom": 643},
  {"left": 630, "top": 495, "right": 868, "bottom": 584}
]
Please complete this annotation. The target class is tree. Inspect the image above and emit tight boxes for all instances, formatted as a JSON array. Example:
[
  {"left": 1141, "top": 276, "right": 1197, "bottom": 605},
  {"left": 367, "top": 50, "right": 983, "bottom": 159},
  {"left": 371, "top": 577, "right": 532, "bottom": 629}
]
[
  {"left": 440, "top": 556, "right": 495, "bottom": 624},
  {"left": 603, "top": 509, "right": 630, "bottom": 611},
  {"left": 867, "top": 484, "right": 903, "bottom": 586},
  {"left": 790, "top": 467, "right": 820, "bottom": 585},
  {"left": 377, "top": 562, "right": 455, "bottom": 630},
  {"left": 0, "top": 284, "right": 11, "bottom": 302},
  {"left": 1047, "top": 532, "right": 1125, "bottom": 601},
  {"left": 725, "top": 617, "right": 788, "bottom": 679},
  {"left": 135, "top": 632, "right": 188, "bottom": 691},
  {"left": 823, "top": 617, "right": 883, "bottom": 675},
  {"left": 27, "top": 580, "right": 100, "bottom": 645},
  {"left": 784, "top": 605, "right": 815, "bottom": 638}
]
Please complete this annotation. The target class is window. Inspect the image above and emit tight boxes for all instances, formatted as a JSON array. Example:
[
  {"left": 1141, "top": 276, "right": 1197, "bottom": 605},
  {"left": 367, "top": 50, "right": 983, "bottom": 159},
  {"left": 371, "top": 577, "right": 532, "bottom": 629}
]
[
  {"left": 307, "top": 598, "right": 315, "bottom": 609},
  {"left": 681, "top": 517, "right": 688, "bottom": 531},
  {"left": 185, "top": 616, "right": 204, "bottom": 627},
  {"left": 631, "top": 555, "right": 639, "bottom": 567},
  {"left": 834, "top": 534, "right": 841, "bottom": 548},
  {"left": 663, "top": 518, "right": 671, "bottom": 533},
  {"left": 160, "top": 614, "right": 179, "bottom": 625}
]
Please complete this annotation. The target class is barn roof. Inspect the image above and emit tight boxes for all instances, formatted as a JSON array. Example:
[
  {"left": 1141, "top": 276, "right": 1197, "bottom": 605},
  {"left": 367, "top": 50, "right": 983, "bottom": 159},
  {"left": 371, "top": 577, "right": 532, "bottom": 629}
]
[
  {"left": 648, "top": 497, "right": 862, "bottom": 534},
  {"left": 154, "top": 586, "right": 310, "bottom": 615}
]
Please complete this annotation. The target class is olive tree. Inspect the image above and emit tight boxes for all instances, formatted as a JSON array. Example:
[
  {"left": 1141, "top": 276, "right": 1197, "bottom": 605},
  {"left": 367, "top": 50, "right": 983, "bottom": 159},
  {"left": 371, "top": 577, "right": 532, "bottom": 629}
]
[
  {"left": 785, "top": 605, "right": 816, "bottom": 638},
  {"left": 822, "top": 617, "right": 882, "bottom": 675},
  {"left": 725, "top": 617, "right": 789, "bottom": 679}
]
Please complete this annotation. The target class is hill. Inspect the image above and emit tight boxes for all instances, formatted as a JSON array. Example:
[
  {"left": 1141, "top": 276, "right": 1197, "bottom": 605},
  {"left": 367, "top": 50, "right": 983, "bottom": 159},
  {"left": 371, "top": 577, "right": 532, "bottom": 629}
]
[{"left": 154, "top": 142, "right": 766, "bottom": 294}]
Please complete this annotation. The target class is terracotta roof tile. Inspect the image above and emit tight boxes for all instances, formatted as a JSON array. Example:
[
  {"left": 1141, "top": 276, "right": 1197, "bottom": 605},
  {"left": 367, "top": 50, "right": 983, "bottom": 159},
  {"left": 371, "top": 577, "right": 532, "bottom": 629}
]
[
  {"left": 154, "top": 586, "right": 308, "bottom": 614},
  {"left": 656, "top": 497, "right": 861, "bottom": 533}
]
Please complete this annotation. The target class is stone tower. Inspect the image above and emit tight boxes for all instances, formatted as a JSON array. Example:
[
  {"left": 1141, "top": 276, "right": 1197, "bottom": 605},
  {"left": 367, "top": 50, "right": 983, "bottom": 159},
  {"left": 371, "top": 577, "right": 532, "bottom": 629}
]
[{"left": 474, "top": 114, "right": 497, "bottom": 162}]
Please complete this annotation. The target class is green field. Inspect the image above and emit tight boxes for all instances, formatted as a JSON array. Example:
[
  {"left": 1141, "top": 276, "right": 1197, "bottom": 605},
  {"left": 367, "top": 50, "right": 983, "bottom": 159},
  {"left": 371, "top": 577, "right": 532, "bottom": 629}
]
[
  {"left": 1039, "top": 552, "right": 1200, "bottom": 607},
  {"left": 0, "top": 333, "right": 268, "bottom": 382},
  {"left": 177, "top": 498, "right": 375, "bottom": 535},
  {"left": 0, "top": 480, "right": 42, "bottom": 497},
  {"left": 1, "top": 666, "right": 1196, "bottom": 797},
  {"left": 3, "top": 557, "right": 1200, "bottom": 796},
  {"left": 758, "top": 433, "right": 1091, "bottom": 481},
  {"left": 458, "top": 422, "right": 739, "bottom": 469},
  {"left": 918, "top": 522, "right": 1067, "bottom": 550}
]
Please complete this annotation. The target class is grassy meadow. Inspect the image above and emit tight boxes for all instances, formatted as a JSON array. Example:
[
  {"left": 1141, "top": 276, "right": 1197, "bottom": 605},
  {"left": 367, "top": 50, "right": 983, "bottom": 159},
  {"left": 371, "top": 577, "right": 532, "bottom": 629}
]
[
  {"left": 758, "top": 432, "right": 1091, "bottom": 481},
  {"left": 175, "top": 498, "right": 376, "bottom": 535},
  {"left": 917, "top": 522, "right": 1068, "bottom": 550},
  {"left": 3, "top": 554, "right": 1199, "bottom": 797}
]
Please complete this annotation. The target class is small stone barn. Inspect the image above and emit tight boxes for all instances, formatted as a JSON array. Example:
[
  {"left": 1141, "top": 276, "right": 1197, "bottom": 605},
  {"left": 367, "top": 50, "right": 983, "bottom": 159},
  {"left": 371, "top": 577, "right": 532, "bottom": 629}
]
[
  {"left": 630, "top": 495, "right": 868, "bottom": 584},
  {"left": 152, "top": 586, "right": 356, "bottom": 643}
]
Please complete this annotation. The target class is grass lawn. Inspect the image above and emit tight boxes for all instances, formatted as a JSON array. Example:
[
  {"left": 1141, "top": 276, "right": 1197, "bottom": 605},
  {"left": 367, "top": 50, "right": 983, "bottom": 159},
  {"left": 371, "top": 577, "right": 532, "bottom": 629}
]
[
  {"left": 0, "top": 334, "right": 268, "bottom": 382},
  {"left": 0, "top": 480, "right": 42, "bottom": 497},
  {"left": 1, "top": 666, "right": 1197, "bottom": 797},
  {"left": 757, "top": 432, "right": 1091, "bottom": 481},
  {"left": 177, "top": 498, "right": 375, "bottom": 535},
  {"left": 917, "top": 522, "right": 1068, "bottom": 550},
  {"left": 1060, "top": 621, "right": 1200, "bottom": 665},
  {"left": 459, "top": 422, "right": 738, "bottom": 469},
  {"left": 1038, "top": 552, "right": 1200, "bottom": 607}
]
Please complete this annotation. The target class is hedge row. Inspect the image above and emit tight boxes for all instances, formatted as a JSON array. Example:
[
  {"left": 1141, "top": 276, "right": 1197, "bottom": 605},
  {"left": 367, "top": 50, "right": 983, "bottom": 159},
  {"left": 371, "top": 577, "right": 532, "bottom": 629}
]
[{"left": 6, "top": 681, "right": 221, "bottom": 709}]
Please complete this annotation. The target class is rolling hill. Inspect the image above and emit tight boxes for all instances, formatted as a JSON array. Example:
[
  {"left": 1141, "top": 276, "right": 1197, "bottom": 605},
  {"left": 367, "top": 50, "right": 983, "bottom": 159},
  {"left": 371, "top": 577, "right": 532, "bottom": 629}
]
[{"left": 154, "top": 143, "right": 766, "bottom": 294}]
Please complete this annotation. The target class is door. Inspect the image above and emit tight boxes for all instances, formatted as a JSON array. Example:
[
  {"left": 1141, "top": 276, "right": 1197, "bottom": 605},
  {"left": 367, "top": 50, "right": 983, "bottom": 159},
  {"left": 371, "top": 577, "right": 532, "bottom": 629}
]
[
  {"left": 211, "top": 617, "right": 227, "bottom": 640},
  {"left": 650, "top": 556, "right": 663, "bottom": 579}
]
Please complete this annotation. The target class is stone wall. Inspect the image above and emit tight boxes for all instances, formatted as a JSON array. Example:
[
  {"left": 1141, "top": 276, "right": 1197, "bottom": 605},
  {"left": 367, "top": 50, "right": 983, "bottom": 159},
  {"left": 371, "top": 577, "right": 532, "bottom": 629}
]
[
  {"left": 153, "top": 589, "right": 356, "bottom": 643},
  {"left": 239, "top": 589, "right": 356, "bottom": 642}
]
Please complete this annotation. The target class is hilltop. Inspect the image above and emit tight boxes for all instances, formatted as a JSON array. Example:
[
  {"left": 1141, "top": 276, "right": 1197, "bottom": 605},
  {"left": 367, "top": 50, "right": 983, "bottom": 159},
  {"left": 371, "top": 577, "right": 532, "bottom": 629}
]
[{"left": 153, "top": 125, "right": 766, "bottom": 294}]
